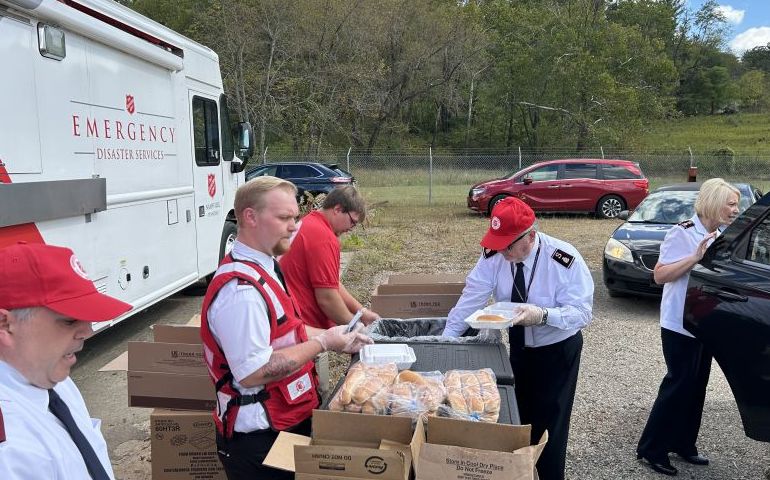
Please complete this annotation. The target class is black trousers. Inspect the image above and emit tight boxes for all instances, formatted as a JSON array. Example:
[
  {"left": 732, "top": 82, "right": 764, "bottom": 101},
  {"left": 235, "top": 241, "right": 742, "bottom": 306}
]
[
  {"left": 510, "top": 331, "right": 583, "bottom": 480},
  {"left": 215, "top": 418, "right": 311, "bottom": 480},
  {"left": 637, "top": 328, "right": 712, "bottom": 462}
]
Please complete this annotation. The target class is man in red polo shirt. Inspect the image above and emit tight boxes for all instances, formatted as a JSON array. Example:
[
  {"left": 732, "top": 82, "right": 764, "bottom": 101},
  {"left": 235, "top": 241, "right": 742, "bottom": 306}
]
[{"left": 280, "top": 185, "right": 381, "bottom": 330}]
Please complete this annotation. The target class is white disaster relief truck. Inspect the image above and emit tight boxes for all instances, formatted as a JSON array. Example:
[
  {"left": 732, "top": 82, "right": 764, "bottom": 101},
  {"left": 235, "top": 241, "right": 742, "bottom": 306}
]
[{"left": 0, "top": 0, "right": 255, "bottom": 332}]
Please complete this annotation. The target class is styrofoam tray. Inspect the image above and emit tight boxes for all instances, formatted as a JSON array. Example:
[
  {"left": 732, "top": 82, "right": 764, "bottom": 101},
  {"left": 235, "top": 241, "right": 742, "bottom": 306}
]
[
  {"left": 360, "top": 344, "right": 416, "bottom": 370},
  {"left": 484, "top": 301, "right": 530, "bottom": 318},
  {"left": 464, "top": 309, "right": 514, "bottom": 329}
]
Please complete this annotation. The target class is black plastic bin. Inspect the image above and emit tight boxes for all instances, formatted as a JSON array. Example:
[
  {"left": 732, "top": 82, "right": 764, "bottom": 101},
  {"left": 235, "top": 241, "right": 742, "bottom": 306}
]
[
  {"left": 404, "top": 342, "right": 514, "bottom": 386},
  {"left": 322, "top": 374, "right": 520, "bottom": 425},
  {"left": 367, "top": 317, "right": 501, "bottom": 344}
]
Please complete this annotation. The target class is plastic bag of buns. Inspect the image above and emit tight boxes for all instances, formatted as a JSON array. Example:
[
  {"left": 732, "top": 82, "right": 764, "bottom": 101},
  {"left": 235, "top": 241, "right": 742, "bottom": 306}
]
[
  {"left": 440, "top": 368, "right": 500, "bottom": 423},
  {"left": 368, "top": 370, "right": 446, "bottom": 419},
  {"left": 327, "top": 361, "right": 398, "bottom": 414}
]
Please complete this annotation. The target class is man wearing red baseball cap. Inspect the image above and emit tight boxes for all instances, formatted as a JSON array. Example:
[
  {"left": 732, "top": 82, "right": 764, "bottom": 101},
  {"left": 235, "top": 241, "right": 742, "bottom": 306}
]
[
  {"left": 0, "top": 243, "right": 131, "bottom": 480},
  {"left": 443, "top": 197, "right": 594, "bottom": 480}
]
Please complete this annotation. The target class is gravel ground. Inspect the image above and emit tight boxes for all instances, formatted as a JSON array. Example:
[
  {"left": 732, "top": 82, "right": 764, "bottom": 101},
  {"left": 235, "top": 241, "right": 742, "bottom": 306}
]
[
  {"left": 570, "top": 274, "right": 768, "bottom": 479},
  {"left": 333, "top": 208, "right": 770, "bottom": 479}
]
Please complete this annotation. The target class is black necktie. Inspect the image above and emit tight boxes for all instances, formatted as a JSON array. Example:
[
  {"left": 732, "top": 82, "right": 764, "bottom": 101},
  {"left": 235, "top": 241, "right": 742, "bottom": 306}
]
[
  {"left": 273, "top": 260, "right": 288, "bottom": 291},
  {"left": 48, "top": 389, "right": 110, "bottom": 480},
  {"left": 510, "top": 262, "right": 526, "bottom": 351}
]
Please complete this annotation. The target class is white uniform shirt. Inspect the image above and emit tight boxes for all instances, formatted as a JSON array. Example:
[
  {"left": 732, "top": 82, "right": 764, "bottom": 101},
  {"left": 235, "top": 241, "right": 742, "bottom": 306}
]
[
  {"left": 443, "top": 233, "right": 594, "bottom": 346},
  {"left": 207, "top": 240, "right": 286, "bottom": 432},
  {"left": 0, "top": 361, "right": 114, "bottom": 480},
  {"left": 658, "top": 214, "right": 719, "bottom": 337}
]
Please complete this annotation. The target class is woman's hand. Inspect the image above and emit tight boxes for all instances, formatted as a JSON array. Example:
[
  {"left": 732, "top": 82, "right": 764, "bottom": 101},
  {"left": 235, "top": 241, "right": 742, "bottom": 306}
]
[{"left": 694, "top": 231, "right": 718, "bottom": 261}]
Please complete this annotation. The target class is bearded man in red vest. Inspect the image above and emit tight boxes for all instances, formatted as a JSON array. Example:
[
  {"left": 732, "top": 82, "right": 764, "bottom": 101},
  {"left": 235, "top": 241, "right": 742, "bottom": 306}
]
[{"left": 200, "top": 176, "right": 371, "bottom": 480}]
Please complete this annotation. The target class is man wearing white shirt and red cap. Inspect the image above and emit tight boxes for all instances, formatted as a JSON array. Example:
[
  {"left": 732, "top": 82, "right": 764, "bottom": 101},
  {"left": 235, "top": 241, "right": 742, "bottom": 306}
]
[
  {"left": 0, "top": 242, "right": 132, "bottom": 479},
  {"left": 443, "top": 197, "right": 593, "bottom": 480}
]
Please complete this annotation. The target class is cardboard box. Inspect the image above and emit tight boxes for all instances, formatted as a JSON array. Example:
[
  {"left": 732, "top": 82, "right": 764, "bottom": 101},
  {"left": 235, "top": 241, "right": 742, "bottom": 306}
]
[
  {"left": 151, "top": 409, "right": 225, "bottom": 480},
  {"left": 265, "top": 410, "right": 417, "bottom": 480},
  {"left": 370, "top": 274, "right": 465, "bottom": 318},
  {"left": 375, "top": 283, "right": 465, "bottom": 295},
  {"left": 385, "top": 274, "right": 466, "bottom": 285},
  {"left": 127, "top": 316, "right": 215, "bottom": 411},
  {"left": 128, "top": 341, "right": 207, "bottom": 375},
  {"left": 154, "top": 324, "right": 201, "bottom": 344},
  {"left": 128, "top": 371, "right": 215, "bottom": 410},
  {"left": 414, "top": 416, "right": 547, "bottom": 480},
  {"left": 370, "top": 284, "right": 463, "bottom": 319}
]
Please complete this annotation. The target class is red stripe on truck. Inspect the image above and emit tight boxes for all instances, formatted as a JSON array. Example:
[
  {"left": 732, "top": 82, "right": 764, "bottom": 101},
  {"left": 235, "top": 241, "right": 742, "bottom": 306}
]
[{"left": 0, "top": 162, "right": 46, "bottom": 247}]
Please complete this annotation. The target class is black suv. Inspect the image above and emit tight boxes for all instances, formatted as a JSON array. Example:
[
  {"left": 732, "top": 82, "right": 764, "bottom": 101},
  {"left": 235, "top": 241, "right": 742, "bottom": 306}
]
[
  {"left": 683, "top": 192, "right": 770, "bottom": 442},
  {"left": 246, "top": 162, "right": 354, "bottom": 199}
]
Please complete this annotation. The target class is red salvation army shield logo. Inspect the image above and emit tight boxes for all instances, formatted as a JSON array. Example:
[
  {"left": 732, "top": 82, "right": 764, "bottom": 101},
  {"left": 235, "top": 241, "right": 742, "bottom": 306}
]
[
  {"left": 126, "top": 95, "right": 135, "bottom": 114},
  {"left": 207, "top": 174, "right": 216, "bottom": 197}
]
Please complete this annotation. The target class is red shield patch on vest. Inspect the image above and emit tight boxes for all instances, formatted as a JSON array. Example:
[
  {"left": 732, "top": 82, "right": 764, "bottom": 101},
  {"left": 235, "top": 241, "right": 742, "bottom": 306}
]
[
  {"left": 207, "top": 174, "right": 216, "bottom": 198},
  {"left": 126, "top": 95, "right": 135, "bottom": 114}
]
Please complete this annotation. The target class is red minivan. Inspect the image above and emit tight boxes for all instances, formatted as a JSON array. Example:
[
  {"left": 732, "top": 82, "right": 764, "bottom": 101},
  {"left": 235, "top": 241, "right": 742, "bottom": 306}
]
[{"left": 467, "top": 159, "right": 649, "bottom": 218}]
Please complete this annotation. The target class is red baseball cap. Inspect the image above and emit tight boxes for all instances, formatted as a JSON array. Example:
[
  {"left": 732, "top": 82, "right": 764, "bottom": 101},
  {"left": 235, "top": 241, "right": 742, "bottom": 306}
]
[
  {"left": 0, "top": 243, "right": 132, "bottom": 322},
  {"left": 480, "top": 197, "right": 536, "bottom": 251}
]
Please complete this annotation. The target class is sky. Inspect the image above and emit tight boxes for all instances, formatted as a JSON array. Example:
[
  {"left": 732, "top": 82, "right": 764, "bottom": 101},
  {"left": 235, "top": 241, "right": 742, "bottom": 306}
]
[{"left": 687, "top": 0, "right": 770, "bottom": 55}]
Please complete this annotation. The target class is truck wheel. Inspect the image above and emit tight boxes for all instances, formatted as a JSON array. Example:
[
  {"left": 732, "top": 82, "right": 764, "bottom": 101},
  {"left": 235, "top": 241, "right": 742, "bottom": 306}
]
[
  {"left": 207, "top": 221, "right": 237, "bottom": 284},
  {"left": 219, "top": 221, "right": 238, "bottom": 261},
  {"left": 597, "top": 195, "right": 625, "bottom": 219},
  {"left": 487, "top": 195, "right": 508, "bottom": 216}
]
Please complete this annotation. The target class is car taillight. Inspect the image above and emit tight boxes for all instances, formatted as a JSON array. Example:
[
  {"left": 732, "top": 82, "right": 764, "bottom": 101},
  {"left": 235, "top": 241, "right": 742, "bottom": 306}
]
[
  {"left": 633, "top": 180, "right": 649, "bottom": 192},
  {"left": 330, "top": 177, "right": 351, "bottom": 183}
]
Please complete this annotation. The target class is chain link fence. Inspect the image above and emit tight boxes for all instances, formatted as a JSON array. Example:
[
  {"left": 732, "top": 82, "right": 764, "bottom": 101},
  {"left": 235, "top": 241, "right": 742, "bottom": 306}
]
[{"left": 251, "top": 148, "right": 770, "bottom": 205}]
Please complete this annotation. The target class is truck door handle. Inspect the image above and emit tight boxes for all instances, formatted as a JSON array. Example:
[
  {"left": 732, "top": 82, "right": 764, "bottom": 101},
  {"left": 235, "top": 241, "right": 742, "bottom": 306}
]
[{"left": 701, "top": 285, "right": 748, "bottom": 302}]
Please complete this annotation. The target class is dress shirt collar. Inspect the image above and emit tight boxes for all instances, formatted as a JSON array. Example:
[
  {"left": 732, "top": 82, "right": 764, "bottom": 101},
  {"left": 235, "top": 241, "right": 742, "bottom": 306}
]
[
  {"left": 230, "top": 239, "right": 276, "bottom": 272},
  {"left": 0, "top": 360, "right": 51, "bottom": 410},
  {"left": 691, "top": 213, "right": 726, "bottom": 236}
]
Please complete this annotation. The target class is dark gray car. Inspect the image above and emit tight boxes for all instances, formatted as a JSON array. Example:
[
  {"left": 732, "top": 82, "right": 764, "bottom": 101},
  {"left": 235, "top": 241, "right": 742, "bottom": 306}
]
[{"left": 602, "top": 182, "right": 763, "bottom": 297}]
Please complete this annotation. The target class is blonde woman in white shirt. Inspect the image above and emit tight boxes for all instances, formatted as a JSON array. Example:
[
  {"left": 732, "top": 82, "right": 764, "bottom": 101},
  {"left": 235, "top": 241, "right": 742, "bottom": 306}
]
[{"left": 637, "top": 178, "right": 741, "bottom": 476}]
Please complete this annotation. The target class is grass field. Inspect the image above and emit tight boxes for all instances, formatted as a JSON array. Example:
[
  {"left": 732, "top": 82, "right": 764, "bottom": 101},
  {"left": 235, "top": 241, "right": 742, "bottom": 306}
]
[{"left": 634, "top": 112, "right": 770, "bottom": 154}]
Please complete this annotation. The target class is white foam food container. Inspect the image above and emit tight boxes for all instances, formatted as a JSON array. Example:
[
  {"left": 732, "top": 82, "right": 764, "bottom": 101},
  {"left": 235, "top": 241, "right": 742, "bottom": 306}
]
[
  {"left": 484, "top": 301, "right": 527, "bottom": 318},
  {"left": 360, "top": 344, "right": 416, "bottom": 370},
  {"left": 464, "top": 309, "right": 514, "bottom": 329}
]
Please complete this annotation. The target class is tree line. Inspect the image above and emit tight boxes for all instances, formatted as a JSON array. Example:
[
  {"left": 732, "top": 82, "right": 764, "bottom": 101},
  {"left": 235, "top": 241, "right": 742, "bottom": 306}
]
[{"left": 123, "top": 0, "right": 770, "bottom": 154}]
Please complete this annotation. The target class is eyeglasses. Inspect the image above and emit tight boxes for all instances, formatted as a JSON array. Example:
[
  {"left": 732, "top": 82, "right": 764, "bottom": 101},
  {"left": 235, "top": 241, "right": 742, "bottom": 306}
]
[
  {"left": 346, "top": 211, "right": 359, "bottom": 227},
  {"left": 505, "top": 228, "right": 533, "bottom": 251}
]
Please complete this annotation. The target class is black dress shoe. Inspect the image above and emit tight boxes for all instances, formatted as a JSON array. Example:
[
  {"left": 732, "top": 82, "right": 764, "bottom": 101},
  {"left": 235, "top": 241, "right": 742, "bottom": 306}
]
[
  {"left": 675, "top": 453, "right": 709, "bottom": 465},
  {"left": 637, "top": 454, "right": 678, "bottom": 476}
]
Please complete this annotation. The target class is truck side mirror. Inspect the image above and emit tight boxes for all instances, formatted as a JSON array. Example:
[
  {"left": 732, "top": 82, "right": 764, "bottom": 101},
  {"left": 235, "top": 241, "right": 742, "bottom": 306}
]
[
  {"left": 523, "top": 177, "right": 533, "bottom": 185},
  {"left": 231, "top": 122, "right": 255, "bottom": 173}
]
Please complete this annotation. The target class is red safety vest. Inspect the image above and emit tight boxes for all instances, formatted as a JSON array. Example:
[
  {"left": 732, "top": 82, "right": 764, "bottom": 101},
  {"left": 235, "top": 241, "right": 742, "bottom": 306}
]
[{"left": 200, "top": 255, "right": 319, "bottom": 438}]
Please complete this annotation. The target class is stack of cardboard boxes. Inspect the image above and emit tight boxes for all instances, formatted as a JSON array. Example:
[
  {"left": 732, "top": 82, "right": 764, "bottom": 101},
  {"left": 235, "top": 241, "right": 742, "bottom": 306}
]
[
  {"left": 370, "top": 274, "right": 466, "bottom": 319},
  {"left": 125, "top": 315, "right": 225, "bottom": 480}
]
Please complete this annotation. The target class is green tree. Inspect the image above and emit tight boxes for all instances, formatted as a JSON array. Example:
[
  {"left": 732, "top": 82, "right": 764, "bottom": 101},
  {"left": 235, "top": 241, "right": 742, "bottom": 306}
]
[
  {"left": 742, "top": 44, "right": 770, "bottom": 74},
  {"left": 479, "top": 0, "right": 677, "bottom": 150},
  {"left": 736, "top": 70, "right": 769, "bottom": 111}
]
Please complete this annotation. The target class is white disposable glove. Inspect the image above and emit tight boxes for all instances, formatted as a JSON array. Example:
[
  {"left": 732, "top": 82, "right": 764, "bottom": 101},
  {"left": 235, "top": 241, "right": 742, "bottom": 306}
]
[
  {"left": 512, "top": 304, "right": 545, "bottom": 327},
  {"left": 315, "top": 325, "right": 373, "bottom": 354}
]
